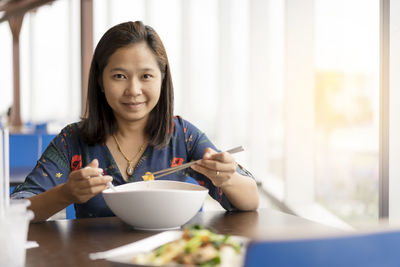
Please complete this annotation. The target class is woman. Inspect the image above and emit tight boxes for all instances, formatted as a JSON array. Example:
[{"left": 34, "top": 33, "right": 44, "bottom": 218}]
[{"left": 11, "top": 21, "right": 259, "bottom": 222}]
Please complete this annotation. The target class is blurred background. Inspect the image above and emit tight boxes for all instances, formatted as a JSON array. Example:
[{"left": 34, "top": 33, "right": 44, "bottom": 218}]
[{"left": 0, "top": 0, "right": 391, "bottom": 227}]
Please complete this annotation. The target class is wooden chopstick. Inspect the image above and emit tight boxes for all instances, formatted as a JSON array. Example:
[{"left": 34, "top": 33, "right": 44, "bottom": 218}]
[
  {"left": 153, "top": 161, "right": 200, "bottom": 179},
  {"left": 152, "top": 146, "right": 244, "bottom": 179}
]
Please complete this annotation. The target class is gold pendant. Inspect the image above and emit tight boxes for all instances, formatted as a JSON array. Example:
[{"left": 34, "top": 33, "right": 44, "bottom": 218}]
[{"left": 126, "top": 161, "right": 134, "bottom": 176}]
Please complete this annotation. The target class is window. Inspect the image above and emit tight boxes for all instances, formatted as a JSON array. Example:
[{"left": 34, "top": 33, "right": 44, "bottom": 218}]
[{"left": 314, "top": 0, "right": 379, "bottom": 224}]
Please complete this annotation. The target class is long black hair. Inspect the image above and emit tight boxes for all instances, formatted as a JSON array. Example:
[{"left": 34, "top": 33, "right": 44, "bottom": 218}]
[{"left": 79, "top": 21, "right": 174, "bottom": 148}]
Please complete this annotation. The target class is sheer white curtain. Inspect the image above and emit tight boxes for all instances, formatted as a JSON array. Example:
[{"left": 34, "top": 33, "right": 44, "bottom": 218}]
[
  {"left": 0, "top": 20, "right": 13, "bottom": 123},
  {"left": 0, "top": 0, "right": 81, "bottom": 126},
  {"left": 0, "top": 0, "right": 282, "bottom": 183}
]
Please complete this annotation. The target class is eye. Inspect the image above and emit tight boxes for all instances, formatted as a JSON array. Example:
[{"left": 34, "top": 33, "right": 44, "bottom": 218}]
[
  {"left": 143, "top": 74, "right": 153, "bottom": 80},
  {"left": 113, "top": 74, "right": 126, "bottom": 79}
]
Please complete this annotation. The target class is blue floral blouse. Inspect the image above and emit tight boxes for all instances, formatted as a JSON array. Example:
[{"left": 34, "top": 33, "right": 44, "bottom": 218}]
[{"left": 11, "top": 116, "right": 253, "bottom": 218}]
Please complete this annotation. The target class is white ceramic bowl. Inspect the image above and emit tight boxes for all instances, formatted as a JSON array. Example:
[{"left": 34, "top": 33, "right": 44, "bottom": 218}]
[{"left": 103, "top": 180, "right": 208, "bottom": 230}]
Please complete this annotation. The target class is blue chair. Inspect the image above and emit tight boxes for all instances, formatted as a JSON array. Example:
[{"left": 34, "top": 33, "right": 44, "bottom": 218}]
[
  {"left": 244, "top": 230, "right": 400, "bottom": 267},
  {"left": 66, "top": 204, "right": 76, "bottom": 219},
  {"left": 10, "top": 134, "right": 40, "bottom": 168},
  {"left": 9, "top": 134, "right": 40, "bottom": 184},
  {"left": 10, "top": 133, "right": 56, "bottom": 183}
]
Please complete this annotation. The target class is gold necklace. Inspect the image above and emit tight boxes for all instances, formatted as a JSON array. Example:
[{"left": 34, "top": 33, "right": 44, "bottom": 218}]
[{"left": 113, "top": 134, "right": 146, "bottom": 177}]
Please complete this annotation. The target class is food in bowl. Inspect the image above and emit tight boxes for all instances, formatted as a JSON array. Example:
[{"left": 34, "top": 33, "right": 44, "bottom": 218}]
[
  {"left": 132, "top": 225, "right": 245, "bottom": 267},
  {"left": 142, "top": 172, "right": 155, "bottom": 181},
  {"left": 103, "top": 180, "right": 208, "bottom": 230}
]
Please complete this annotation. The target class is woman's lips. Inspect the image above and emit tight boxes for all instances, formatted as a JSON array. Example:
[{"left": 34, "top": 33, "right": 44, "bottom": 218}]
[{"left": 123, "top": 102, "right": 144, "bottom": 110}]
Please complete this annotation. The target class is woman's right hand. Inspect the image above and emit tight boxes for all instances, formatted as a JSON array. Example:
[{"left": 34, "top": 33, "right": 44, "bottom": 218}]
[{"left": 63, "top": 159, "right": 113, "bottom": 204}]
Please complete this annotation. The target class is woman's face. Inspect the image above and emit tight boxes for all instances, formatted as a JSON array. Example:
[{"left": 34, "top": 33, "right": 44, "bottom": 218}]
[{"left": 102, "top": 42, "right": 162, "bottom": 126}]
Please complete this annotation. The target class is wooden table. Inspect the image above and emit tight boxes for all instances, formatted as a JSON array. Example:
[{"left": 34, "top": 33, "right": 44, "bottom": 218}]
[{"left": 26, "top": 208, "right": 336, "bottom": 267}]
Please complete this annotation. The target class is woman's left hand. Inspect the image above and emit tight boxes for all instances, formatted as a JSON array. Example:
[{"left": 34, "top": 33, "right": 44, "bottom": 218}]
[{"left": 190, "top": 147, "right": 237, "bottom": 187}]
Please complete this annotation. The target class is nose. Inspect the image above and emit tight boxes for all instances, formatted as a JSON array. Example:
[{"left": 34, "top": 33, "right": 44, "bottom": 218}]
[{"left": 124, "top": 77, "right": 142, "bottom": 96}]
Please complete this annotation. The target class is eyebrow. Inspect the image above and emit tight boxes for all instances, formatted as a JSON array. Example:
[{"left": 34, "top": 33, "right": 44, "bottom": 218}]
[
  {"left": 109, "top": 67, "right": 157, "bottom": 72},
  {"left": 109, "top": 67, "right": 127, "bottom": 72}
]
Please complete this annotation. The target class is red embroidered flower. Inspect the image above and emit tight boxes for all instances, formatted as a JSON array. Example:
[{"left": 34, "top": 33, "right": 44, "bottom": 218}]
[
  {"left": 171, "top": 157, "right": 184, "bottom": 168},
  {"left": 71, "top": 155, "right": 82, "bottom": 171}
]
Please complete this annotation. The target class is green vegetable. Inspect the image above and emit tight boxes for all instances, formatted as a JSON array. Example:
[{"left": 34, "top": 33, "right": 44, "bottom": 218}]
[
  {"left": 154, "top": 244, "right": 167, "bottom": 257},
  {"left": 185, "top": 236, "right": 202, "bottom": 253},
  {"left": 192, "top": 224, "right": 205, "bottom": 230},
  {"left": 231, "top": 242, "right": 242, "bottom": 254},
  {"left": 199, "top": 255, "right": 221, "bottom": 267}
]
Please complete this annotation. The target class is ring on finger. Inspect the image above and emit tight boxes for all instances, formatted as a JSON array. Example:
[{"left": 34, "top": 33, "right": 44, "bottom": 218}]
[{"left": 216, "top": 171, "right": 220, "bottom": 176}]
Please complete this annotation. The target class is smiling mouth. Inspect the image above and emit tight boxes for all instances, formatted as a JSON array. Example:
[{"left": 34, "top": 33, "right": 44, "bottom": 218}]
[
  {"left": 123, "top": 102, "right": 144, "bottom": 109},
  {"left": 123, "top": 101, "right": 144, "bottom": 105}
]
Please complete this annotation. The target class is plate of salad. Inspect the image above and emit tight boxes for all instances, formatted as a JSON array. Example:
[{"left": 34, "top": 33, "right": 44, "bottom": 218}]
[{"left": 104, "top": 225, "right": 247, "bottom": 267}]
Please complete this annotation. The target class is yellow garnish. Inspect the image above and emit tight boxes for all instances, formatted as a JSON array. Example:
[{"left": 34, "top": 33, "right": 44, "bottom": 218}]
[{"left": 142, "top": 171, "right": 155, "bottom": 181}]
